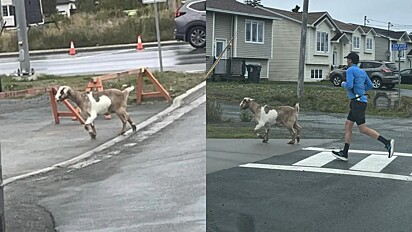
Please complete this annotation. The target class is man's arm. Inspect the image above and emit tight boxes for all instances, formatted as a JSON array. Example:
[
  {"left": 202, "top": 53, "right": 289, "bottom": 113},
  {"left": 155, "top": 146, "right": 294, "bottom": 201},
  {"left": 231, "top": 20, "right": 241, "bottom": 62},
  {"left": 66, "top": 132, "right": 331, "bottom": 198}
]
[
  {"left": 365, "top": 74, "right": 373, "bottom": 91},
  {"left": 342, "top": 68, "right": 354, "bottom": 89}
]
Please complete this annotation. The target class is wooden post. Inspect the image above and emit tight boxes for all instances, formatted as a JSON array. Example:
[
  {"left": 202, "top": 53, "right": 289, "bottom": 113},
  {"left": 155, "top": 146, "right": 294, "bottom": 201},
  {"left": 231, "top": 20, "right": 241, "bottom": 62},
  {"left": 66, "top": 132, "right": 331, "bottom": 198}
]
[
  {"left": 297, "top": 0, "right": 309, "bottom": 98},
  {"left": 137, "top": 70, "right": 144, "bottom": 105},
  {"left": 49, "top": 88, "right": 60, "bottom": 124}
]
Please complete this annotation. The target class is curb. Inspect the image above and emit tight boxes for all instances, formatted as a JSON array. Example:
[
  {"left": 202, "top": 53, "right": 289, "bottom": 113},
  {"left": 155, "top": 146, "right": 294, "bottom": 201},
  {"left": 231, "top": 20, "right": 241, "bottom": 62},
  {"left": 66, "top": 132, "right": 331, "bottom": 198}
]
[
  {"left": 2, "top": 81, "right": 206, "bottom": 186},
  {"left": 0, "top": 40, "right": 187, "bottom": 58}
]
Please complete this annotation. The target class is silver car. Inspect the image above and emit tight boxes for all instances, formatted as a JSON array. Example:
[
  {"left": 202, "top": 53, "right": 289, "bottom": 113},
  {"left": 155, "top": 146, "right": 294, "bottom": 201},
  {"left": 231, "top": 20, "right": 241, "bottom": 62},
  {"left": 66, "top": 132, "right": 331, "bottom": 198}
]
[{"left": 174, "top": 0, "right": 206, "bottom": 48}]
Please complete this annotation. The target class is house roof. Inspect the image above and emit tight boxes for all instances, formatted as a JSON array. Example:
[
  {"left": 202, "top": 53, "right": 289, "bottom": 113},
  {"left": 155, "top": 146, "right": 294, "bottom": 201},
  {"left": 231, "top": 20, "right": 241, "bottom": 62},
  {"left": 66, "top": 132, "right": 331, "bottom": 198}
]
[
  {"left": 206, "top": 0, "right": 280, "bottom": 19},
  {"left": 261, "top": 7, "right": 326, "bottom": 25},
  {"left": 333, "top": 19, "right": 359, "bottom": 32}
]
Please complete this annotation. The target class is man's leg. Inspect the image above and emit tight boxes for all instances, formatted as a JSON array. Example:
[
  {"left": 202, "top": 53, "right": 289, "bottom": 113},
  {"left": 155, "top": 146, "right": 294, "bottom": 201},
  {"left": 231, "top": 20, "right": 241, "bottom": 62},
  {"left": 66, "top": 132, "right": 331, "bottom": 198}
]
[
  {"left": 344, "top": 120, "right": 355, "bottom": 154},
  {"left": 358, "top": 124, "right": 394, "bottom": 158}
]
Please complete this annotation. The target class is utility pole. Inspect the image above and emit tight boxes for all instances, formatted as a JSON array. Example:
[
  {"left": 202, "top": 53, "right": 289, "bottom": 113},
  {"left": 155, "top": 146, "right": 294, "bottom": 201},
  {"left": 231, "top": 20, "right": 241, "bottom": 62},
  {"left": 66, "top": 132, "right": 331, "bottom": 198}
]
[
  {"left": 297, "top": 0, "right": 308, "bottom": 98},
  {"left": 14, "top": 0, "right": 32, "bottom": 77},
  {"left": 387, "top": 22, "right": 393, "bottom": 61},
  {"left": 0, "top": 143, "right": 5, "bottom": 232},
  {"left": 153, "top": 1, "right": 163, "bottom": 72}
]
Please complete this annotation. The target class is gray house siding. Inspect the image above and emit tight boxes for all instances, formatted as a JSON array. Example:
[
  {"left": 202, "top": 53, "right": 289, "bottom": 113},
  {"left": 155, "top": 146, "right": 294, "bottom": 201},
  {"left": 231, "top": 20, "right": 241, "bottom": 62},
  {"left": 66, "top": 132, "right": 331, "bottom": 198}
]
[
  {"left": 214, "top": 13, "right": 233, "bottom": 54},
  {"left": 375, "top": 37, "right": 389, "bottom": 61},
  {"left": 236, "top": 16, "right": 272, "bottom": 59},
  {"left": 206, "top": 11, "right": 214, "bottom": 56}
]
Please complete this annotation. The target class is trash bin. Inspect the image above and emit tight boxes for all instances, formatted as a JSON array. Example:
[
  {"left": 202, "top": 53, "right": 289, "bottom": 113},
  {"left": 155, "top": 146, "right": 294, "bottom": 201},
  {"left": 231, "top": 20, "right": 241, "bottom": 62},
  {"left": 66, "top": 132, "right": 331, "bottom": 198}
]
[{"left": 245, "top": 64, "right": 262, "bottom": 83}]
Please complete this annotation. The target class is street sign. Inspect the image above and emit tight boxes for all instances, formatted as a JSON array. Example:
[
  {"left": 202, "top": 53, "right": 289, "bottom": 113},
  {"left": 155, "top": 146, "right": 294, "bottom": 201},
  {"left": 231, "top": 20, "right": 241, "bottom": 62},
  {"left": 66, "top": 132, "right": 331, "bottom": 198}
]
[
  {"left": 142, "top": 0, "right": 167, "bottom": 3},
  {"left": 392, "top": 43, "right": 408, "bottom": 51}
]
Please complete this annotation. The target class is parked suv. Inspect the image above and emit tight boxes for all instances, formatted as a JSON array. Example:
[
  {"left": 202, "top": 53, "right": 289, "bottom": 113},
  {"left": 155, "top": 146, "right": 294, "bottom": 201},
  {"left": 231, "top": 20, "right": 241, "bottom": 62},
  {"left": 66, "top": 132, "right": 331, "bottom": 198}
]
[
  {"left": 329, "top": 60, "right": 399, "bottom": 89},
  {"left": 174, "top": 0, "right": 206, "bottom": 48}
]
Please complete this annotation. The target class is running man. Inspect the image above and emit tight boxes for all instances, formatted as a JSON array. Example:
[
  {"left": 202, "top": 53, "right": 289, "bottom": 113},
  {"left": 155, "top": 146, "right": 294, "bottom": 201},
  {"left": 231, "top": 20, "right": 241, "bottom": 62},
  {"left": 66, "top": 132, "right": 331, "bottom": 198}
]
[{"left": 332, "top": 52, "right": 394, "bottom": 161}]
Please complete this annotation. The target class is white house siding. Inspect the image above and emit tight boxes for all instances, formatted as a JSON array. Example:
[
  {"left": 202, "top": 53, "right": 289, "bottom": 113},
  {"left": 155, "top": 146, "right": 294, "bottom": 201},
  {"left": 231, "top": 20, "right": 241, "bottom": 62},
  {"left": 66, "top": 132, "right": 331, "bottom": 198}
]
[
  {"left": 351, "top": 30, "right": 363, "bottom": 54},
  {"left": 305, "top": 64, "right": 330, "bottom": 82},
  {"left": 1, "top": 0, "right": 15, "bottom": 27},
  {"left": 268, "top": 18, "right": 301, "bottom": 81},
  {"left": 308, "top": 21, "right": 332, "bottom": 65},
  {"left": 236, "top": 16, "right": 272, "bottom": 59}
]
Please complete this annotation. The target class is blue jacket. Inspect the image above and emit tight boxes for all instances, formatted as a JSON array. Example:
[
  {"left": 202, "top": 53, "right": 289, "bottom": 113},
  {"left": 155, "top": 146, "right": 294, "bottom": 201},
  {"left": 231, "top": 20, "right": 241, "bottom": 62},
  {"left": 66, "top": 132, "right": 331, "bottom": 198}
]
[{"left": 342, "top": 64, "right": 373, "bottom": 103}]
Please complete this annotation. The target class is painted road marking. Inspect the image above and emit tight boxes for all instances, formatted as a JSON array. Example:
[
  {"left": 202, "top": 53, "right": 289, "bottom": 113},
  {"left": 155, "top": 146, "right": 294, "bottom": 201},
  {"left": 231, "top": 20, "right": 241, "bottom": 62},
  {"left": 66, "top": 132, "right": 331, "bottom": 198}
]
[
  {"left": 239, "top": 163, "right": 412, "bottom": 182},
  {"left": 293, "top": 151, "right": 336, "bottom": 167},
  {"left": 350, "top": 155, "right": 397, "bottom": 172},
  {"left": 303, "top": 147, "right": 412, "bottom": 157}
]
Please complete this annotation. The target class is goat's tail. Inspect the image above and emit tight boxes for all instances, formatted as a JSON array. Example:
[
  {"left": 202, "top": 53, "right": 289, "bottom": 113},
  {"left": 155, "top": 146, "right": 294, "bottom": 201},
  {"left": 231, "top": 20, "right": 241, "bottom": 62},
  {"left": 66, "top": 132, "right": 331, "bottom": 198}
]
[
  {"left": 122, "top": 85, "right": 135, "bottom": 93},
  {"left": 295, "top": 103, "right": 300, "bottom": 114}
]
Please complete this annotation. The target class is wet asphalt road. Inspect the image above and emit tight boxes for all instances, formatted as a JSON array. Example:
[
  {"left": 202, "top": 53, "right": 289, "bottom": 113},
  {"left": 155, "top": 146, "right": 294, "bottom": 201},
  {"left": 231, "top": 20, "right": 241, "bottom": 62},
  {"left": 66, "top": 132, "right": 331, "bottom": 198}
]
[
  {"left": 207, "top": 102, "right": 412, "bottom": 232},
  {"left": 0, "top": 44, "right": 205, "bottom": 76},
  {"left": 5, "top": 102, "right": 205, "bottom": 231}
]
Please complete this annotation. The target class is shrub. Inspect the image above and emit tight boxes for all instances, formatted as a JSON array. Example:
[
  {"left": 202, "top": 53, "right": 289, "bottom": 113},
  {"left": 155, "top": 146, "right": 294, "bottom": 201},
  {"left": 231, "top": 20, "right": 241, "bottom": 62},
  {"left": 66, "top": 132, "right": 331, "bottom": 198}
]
[
  {"left": 206, "top": 100, "right": 223, "bottom": 122},
  {"left": 240, "top": 110, "right": 253, "bottom": 122}
]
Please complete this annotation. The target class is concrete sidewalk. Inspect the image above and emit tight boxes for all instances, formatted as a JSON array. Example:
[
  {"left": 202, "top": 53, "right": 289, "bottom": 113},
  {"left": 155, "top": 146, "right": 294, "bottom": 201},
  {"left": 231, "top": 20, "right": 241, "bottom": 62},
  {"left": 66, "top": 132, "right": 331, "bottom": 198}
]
[{"left": 0, "top": 94, "right": 169, "bottom": 179}]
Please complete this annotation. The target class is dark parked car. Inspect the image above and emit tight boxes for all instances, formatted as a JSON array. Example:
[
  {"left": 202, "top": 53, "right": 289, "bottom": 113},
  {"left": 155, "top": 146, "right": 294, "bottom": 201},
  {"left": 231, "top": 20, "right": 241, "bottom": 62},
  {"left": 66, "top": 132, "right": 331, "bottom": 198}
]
[
  {"left": 328, "top": 60, "right": 400, "bottom": 89},
  {"left": 174, "top": 0, "right": 206, "bottom": 48},
  {"left": 400, "top": 69, "right": 412, "bottom": 84}
]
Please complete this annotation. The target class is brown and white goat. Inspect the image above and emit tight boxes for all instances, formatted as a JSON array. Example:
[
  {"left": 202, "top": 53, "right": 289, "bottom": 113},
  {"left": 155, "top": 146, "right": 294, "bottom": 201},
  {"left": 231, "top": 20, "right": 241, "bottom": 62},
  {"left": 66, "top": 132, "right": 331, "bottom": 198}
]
[
  {"left": 55, "top": 85, "right": 137, "bottom": 139},
  {"left": 239, "top": 97, "right": 301, "bottom": 144}
]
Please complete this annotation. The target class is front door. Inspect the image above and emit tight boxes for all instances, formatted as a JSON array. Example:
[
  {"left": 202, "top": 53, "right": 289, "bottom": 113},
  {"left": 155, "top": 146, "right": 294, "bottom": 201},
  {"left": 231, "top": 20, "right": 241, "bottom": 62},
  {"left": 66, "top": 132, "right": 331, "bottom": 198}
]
[
  {"left": 333, "top": 51, "right": 338, "bottom": 66},
  {"left": 214, "top": 39, "right": 227, "bottom": 75}
]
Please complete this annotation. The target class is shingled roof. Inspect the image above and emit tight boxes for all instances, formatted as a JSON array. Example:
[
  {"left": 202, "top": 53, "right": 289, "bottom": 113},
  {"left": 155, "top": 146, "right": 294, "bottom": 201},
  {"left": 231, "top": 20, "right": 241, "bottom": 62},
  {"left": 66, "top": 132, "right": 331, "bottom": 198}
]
[
  {"left": 261, "top": 7, "right": 327, "bottom": 25},
  {"left": 333, "top": 19, "right": 360, "bottom": 32},
  {"left": 206, "top": 0, "right": 279, "bottom": 19}
]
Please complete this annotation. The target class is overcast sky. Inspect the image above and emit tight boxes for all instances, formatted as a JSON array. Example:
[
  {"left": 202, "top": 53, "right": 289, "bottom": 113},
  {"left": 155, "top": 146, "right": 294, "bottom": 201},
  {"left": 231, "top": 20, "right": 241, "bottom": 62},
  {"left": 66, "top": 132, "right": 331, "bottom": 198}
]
[{"left": 260, "top": 0, "right": 412, "bottom": 33}]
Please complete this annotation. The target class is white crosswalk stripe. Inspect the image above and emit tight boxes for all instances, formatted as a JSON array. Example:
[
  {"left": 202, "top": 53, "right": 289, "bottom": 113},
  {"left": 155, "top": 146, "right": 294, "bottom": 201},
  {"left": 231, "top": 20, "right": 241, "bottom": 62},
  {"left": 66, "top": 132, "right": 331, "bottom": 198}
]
[
  {"left": 350, "top": 155, "right": 397, "bottom": 172},
  {"left": 293, "top": 152, "right": 336, "bottom": 167},
  {"left": 240, "top": 147, "right": 412, "bottom": 181}
]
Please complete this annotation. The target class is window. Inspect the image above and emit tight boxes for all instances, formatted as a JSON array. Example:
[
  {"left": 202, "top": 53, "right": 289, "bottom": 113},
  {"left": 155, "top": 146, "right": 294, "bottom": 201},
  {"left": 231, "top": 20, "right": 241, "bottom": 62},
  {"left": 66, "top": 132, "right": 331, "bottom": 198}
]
[
  {"left": 2, "top": 6, "right": 8, "bottom": 16},
  {"left": 353, "top": 36, "right": 360, "bottom": 49},
  {"left": 214, "top": 39, "right": 227, "bottom": 58},
  {"left": 245, "top": 20, "right": 264, "bottom": 43},
  {"left": 311, "top": 69, "right": 323, "bottom": 79},
  {"left": 366, "top": 38, "right": 373, "bottom": 50},
  {"left": 316, "top": 32, "right": 328, "bottom": 52},
  {"left": 189, "top": 1, "right": 205, "bottom": 11},
  {"left": 2, "top": 5, "right": 15, "bottom": 17}
]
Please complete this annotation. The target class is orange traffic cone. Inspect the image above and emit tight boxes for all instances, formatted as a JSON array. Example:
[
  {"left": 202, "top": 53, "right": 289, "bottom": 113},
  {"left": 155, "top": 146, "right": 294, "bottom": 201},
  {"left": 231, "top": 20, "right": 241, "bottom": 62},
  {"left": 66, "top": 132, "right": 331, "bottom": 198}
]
[
  {"left": 69, "top": 41, "right": 76, "bottom": 56},
  {"left": 137, "top": 35, "right": 143, "bottom": 51}
]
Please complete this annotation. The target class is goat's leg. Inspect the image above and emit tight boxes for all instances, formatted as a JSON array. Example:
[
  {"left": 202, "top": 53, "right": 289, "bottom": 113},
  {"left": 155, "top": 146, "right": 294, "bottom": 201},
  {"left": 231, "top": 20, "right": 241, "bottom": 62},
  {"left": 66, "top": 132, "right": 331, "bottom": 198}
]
[
  {"left": 124, "top": 111, "right": 137, "bottom": 132},
  {"left": 287, "top": 126, "right": 297, "bottom": 144},
  {"left": 84, "top": 112, "right": 97, "bottom": 139},
  {"left": 294, "top": 122, "right": 301, "bottom": 143},
  {"left": 254, "top": 123, "right": 265, "bottom": 139},
  {"left": 262, "top": 128, "right": 270, "bottom": 143},
  {"left": 115, "top": 111, "right": 128, "bottom": 135}
]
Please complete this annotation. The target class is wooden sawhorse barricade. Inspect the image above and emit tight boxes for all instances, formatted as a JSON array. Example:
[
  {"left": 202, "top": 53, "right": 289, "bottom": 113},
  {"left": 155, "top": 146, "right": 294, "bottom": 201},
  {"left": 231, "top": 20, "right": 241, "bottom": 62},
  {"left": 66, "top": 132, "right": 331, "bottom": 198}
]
[{"left": 49, "top": 67, "right": 172, "bottom": 124}]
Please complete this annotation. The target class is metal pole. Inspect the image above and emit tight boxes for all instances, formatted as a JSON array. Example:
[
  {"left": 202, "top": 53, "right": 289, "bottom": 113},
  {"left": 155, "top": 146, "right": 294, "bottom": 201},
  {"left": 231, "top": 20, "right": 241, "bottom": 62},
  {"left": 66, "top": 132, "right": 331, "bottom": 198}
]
[
  {"left": 153, "top": 1, "right": 163, "bottom": 72},
  {"left": 14, "top": 0, "right": 31, "bottom": 76},
  {"left": 0, "top": 142, "right": 5, "bottom": 232},
  {"left": 297, "top": 0, "right": 308, "bottom": 98},
  {"left": 398, "top": 51, "right": 401, "bottom": 108}
]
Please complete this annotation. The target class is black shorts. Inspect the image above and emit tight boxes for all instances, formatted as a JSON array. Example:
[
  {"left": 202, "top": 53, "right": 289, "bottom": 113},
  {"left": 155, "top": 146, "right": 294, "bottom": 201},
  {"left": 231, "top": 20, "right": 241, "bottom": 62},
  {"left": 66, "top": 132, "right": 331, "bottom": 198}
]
[{"left": 347, "top": 100, "right": 367, "bottom": 125}]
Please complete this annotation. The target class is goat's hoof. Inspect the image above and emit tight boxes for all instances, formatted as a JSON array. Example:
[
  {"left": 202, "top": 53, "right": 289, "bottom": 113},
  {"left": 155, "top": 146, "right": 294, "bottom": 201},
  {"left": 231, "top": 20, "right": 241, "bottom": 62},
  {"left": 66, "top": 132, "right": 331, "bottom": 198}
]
[
  {"left": 297, "top": 137, "right": 301, "bottom": 143},
  {"left": 262, "top": 140, "right": 268, "bottom": 143},
  {"left": 89, "top": 133, "right": 96, "bottom": 139},
  {"left": 119, "top": 131, "right": 126, "bottom": 135},
  {"left": 287, "top": 141, "right": 295, "bottom": 144},
  {"left": 132, "top": 125, "right": 137, "bottom": 132}
]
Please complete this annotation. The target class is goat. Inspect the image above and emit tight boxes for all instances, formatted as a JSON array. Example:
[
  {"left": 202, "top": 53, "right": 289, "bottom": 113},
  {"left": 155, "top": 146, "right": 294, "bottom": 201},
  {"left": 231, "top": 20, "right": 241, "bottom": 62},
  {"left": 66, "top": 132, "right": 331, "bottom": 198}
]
[
  {"left": 55, "top": 85, "right": 137, "bottom": 139},
  {"left": 239, "top": 97, "right": 301, "bottom": 144}
]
